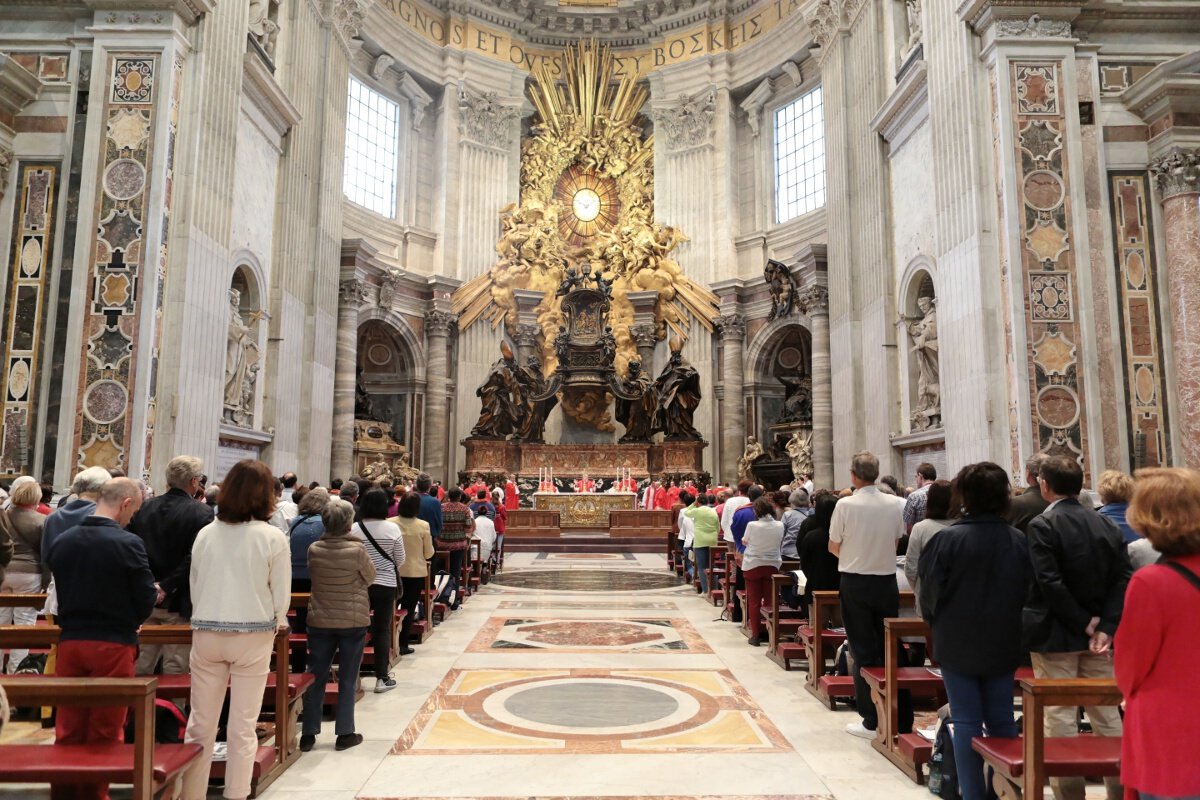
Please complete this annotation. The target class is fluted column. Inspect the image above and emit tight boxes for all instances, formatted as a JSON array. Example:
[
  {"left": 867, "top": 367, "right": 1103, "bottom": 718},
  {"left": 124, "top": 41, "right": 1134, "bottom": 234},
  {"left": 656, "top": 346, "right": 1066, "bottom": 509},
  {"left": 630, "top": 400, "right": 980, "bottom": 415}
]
[
  {"left": 1151, "top": 149, "right": 1200, "bottom": 466},
  {"left": 630, "top": 324, "right": 658, "bottom": 372},
  {"left": 718, "top": 314, "right": 746, "bottom": 483},
  {"left": 800, "top": 285, "right": 833, "bottom": 489},
  {"left": 331, "top": 278, "right": 364, "bottom": 481},
  {"left": 423, "top": 311, "right": 457, "bottom": 483}
]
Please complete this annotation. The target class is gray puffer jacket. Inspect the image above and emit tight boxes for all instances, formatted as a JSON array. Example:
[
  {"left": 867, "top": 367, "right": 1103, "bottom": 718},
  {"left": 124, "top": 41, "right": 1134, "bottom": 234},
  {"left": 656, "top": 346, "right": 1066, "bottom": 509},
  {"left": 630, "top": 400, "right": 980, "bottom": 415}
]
[{"left": 307, "top": 531, "right": 375, "bottom": 630}]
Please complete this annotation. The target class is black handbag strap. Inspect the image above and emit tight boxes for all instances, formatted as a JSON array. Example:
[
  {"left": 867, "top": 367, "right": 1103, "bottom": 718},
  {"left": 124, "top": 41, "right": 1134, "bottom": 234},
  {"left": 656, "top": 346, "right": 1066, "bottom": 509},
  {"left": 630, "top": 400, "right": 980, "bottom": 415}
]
[
  {"left": 1162, "top": 560, "right": 1200, "bottom": 593},
  {"left": 358, "top": 520, "right": 397, "bottom": 572}
]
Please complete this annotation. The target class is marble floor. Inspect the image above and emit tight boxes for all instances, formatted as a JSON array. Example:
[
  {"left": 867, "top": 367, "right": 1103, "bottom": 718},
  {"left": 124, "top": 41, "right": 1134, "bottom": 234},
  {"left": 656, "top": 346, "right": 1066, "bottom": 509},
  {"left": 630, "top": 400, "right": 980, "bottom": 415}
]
[
  {"left": 0, "top": 551, "right": 937, "bottom": 800},
  {"left": 255, "top": 551, "right": 934, "bottom": 800}
]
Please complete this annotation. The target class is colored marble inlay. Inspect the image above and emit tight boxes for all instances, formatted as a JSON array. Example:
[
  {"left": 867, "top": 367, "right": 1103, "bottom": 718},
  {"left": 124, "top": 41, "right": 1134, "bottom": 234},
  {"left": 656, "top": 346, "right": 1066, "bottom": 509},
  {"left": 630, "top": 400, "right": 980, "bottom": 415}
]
[
  {"left": 72, "top": 53, "right": 170, "bottom": 473},
  {"left": 2, "top": 163, "right": 58, "bottom": 475},
  {"left": 393, "top": 668, "right": 791, "bottom": 755},
  {"left": 490, "top": 569, "right": 683, "bottom": 592},
  {"left": 1108, "top": 172, "right": 1170, "bottom": 468},
  {"left": 496, "top": 600, "right": 680, "bottom": 610},
  {"left": 1010, "top": 61, "right": 1089, "bottom": 469},
  {"left": 467, "top": 616, "right": 710, "bottom": 653},
  {"left": 534, "top": 551, "right": 637, "bottom": 561}
]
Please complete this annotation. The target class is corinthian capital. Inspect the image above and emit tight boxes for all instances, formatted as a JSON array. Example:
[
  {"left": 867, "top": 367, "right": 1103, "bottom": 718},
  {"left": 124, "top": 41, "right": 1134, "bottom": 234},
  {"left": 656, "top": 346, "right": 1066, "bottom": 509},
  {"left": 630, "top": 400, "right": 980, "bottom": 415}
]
[
  {"left": 797, "top": 285, "right": 830, "bottom": 315},
  {"left": 629, "top": 323, "right": 658, "bottom": 349},
  {"left": 330, "top": 0, "right": 372, "bottom": 46},
  {"left": 717, "top": 314, "right": 745, "bottom": 341},
  {"left": 457, "top": 86, "right": 519, "bottom": 147},
  {"left": 424, "top": 310, "right": 458, "bottom": 337},
  {"left": 338, "top": 278, "right": 367, "bottom": 306},
  {"left": 657, "top": 90, "right": 716, "bottom": 152},
  {"left": 1150, "top": 147, "right": 1200, "bottom": 200}
]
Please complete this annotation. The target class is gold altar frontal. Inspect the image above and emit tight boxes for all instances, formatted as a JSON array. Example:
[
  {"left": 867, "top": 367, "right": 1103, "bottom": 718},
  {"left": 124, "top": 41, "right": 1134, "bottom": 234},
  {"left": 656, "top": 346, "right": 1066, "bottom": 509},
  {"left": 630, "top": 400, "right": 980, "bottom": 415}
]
[{"left": 533, "top": 492, "right": 637, "bottom": 528}]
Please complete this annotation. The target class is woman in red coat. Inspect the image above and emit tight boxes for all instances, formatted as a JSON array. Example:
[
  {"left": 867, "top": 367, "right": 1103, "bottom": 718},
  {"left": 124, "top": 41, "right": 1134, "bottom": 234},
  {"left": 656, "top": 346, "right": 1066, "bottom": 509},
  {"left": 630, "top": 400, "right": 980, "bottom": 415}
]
[{"left": 1116, "top": 467, "right": 1200, "bottom": 800}]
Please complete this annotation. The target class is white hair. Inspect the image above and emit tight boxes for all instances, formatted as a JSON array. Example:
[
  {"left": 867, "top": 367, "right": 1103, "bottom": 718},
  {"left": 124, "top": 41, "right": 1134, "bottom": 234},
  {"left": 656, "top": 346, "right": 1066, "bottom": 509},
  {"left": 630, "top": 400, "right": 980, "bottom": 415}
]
[
  {"left": 165, "top": 455, "right": 203, "bottom": 490},
  {"left": 71, "top": 466, "right": 112, "bottom": 496}
]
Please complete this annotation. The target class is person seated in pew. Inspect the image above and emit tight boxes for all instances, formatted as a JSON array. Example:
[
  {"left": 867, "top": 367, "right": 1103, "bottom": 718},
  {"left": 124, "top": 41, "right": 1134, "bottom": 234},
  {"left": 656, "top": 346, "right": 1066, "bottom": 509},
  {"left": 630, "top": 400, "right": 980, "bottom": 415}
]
[
  {"left": 45, "top": 476, "right": 157, "bottom": 800},
  {"left": 1116, "top": 468, "right": 1200, "bottom": 800},
  {"left": 742, "top": 497, "right": 784, "bottom": 647},
  {"left": 182, "top": 459, "right": 291, "bottom": 800},
  {"left": 391, "top": 492, "right": 435, "bottom": 656},
  {"left": 473, "top": 506, "right": 497, "bottom": 567},
  {"left": 918, "top": 462, "right": 1032, "bottom": 800},
  {"left": 300, "top": 497, "right": 374, "bottom": 752}
]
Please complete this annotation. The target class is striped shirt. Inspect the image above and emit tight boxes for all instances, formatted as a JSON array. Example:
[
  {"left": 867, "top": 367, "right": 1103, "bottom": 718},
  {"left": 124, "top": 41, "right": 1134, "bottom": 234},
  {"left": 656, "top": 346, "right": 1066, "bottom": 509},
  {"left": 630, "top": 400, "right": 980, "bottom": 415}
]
[{"left": 352, "top": 519, "right": 406, "bottom": 588}]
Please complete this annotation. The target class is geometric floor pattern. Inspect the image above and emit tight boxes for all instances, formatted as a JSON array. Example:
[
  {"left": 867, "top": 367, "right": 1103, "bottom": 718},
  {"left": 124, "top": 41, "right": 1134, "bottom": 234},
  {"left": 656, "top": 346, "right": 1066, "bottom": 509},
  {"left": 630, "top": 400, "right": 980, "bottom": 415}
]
[{"left": 466, "top": 616, "right": 711, "bottom": 653}]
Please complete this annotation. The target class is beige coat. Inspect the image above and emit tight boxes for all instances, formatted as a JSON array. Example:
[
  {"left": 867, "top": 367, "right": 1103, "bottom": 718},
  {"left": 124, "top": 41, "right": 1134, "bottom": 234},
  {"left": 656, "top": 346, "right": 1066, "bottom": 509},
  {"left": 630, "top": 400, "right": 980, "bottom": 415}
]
[
  {"left": 307, "top": 531, "right": 375, "bottom": 629},
  {"left": 393, "top": 516, "right": 435, "bottom": 579}
]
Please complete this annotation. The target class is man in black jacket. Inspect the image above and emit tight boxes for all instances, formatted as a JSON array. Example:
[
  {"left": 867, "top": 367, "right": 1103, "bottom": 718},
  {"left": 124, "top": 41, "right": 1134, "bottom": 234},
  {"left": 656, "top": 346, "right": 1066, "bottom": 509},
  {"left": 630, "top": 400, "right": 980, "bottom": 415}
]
[
  {"left": 129, "top": 455, "right": 214, "bottom": 674},
  {"left": 46, "top": 477, "right": 157, "bottom": 800},
  {"left": 1025, "top": 455, "right": 1131, "bottom": 800},
  {"left": 1007, "top": 453, "right": 1049, "bottom": 533}
]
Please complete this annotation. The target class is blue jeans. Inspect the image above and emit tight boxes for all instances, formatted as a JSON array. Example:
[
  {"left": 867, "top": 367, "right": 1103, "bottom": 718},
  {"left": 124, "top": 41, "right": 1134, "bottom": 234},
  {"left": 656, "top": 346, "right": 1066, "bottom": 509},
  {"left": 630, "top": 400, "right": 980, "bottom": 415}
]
[
  {"left": 303, "top": 626, "right": 367, "bottom": 736},
  {"left": 694, "top": 547, "right": 711, "bottom": 594},
  {"left": 941, "top": 667, "right": 1018, "bottom": 800},
  {"left": 682, "top": 545, "right": 694, "bottom": 581}
]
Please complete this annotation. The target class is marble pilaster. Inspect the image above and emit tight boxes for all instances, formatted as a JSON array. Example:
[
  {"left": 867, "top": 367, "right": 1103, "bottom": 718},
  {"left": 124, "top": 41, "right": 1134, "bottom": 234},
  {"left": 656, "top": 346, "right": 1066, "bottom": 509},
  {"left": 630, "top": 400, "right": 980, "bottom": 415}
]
[
  {"left": 630, "top": 324, "right": 658, "bottom": 373},
  {"left": 423, "top": 309, "right": 457, "bottom": 483},
  {"left": 332, "top": 277, "right": 366, "bottom": 481},
  {"left": 1150, "top": 148, "right": 1200, "bottom": 466},
  {"left": 798, "top": 284, "right": 833, "bottom": 490},
  {"left": 717, "top": 314, "right": 746, "bottom": 483}
]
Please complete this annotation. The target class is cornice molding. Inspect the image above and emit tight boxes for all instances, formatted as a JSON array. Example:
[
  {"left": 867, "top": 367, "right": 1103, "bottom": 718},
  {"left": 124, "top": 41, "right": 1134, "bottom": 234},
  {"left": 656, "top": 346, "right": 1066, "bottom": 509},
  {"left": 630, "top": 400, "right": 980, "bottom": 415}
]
[
  {"left": 957, "top": 0, "right": 1080, "bottom": 38},
  {"left": 240, "top": 52, "right": 302, "bottom": 146},
  {"left": 0, "top": 53, "right": 41, "bottom": 131},
  {"left": 84, "top": 0, "right": 215, "bottom": 26},
  {"left": 1120, "top": 50, "right": 1200, "bottom": 123},
  {"left": 870, "top": 56, "right": 928, "bottom": 155}
]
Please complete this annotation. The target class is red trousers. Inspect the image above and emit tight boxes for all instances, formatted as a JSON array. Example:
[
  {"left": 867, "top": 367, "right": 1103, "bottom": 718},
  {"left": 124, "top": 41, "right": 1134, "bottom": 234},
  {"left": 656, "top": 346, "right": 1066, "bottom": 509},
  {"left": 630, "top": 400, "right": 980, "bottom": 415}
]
[
  {"left": 53, "top": 639, "right": 136, "bottom": 800},
  {"left": 743, "top": 565, "right": 778, "bottom": 639}
]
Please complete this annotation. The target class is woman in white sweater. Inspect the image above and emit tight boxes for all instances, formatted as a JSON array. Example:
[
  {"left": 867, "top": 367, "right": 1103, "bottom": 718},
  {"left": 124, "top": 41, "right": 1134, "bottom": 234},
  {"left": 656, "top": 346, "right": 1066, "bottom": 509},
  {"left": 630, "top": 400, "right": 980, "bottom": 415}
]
[{"left": 181, "top": 459, "right": 291, "bottom": 800}]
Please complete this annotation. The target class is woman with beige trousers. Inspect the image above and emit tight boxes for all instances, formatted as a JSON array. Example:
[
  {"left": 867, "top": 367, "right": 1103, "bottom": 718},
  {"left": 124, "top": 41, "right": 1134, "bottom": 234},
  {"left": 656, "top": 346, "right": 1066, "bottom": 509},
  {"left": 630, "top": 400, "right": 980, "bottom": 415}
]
[{"left": 181, "top": 459, "right": 291, "bottom": 800}]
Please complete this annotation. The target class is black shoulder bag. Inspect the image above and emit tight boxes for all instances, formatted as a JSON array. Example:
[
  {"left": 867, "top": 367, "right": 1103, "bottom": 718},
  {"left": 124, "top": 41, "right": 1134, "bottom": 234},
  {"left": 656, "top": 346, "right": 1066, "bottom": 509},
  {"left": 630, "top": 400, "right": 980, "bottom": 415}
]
[
  {"left": 358, "top": 520, "right": 398, "bottom": 576},
  {"left": 1162, "top": 560, "right": 1200, "bottom": 593}
]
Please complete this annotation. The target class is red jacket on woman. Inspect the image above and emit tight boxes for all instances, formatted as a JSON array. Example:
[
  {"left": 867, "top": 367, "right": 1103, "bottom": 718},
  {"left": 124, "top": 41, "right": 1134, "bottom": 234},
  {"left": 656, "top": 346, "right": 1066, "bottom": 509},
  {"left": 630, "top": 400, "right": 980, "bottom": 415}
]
[{"left": 1115, "top": 552, "right": 1200, "bottom": 798}]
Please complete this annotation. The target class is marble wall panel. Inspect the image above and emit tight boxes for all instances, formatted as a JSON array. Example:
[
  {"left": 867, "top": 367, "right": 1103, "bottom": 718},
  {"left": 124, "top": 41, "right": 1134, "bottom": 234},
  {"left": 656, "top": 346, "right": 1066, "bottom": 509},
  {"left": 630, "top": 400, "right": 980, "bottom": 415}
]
[
  {"left": 71, "top": 54, "right": 162, "bottom": 473},
  {"left": 1009, "top": 61, "right": 1090, "bottom": 472},
  {"left": 1108, "top": 172, "right": 1171, "bottom": 467},
  {"left": 1, "top": 162, "right": 58, "bottom": 475}
]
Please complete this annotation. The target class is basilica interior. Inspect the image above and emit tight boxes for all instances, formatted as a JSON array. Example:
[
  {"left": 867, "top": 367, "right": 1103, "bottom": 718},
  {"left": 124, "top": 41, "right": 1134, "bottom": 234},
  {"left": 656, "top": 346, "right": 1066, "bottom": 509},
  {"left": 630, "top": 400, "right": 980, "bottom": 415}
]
[{"left": 1, "top": 0, "right": 1199, "bottom": 798}]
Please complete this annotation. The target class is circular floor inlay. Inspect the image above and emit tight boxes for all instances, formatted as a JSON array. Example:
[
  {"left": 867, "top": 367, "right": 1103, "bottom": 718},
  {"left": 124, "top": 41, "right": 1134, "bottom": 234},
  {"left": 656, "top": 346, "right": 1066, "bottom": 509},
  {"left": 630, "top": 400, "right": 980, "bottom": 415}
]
[
  {"left": 504, "top": 682, "right": 677, "bottom": 728},
  {"left": 489, "top": 569, "right": 682, "bottom": 592}
]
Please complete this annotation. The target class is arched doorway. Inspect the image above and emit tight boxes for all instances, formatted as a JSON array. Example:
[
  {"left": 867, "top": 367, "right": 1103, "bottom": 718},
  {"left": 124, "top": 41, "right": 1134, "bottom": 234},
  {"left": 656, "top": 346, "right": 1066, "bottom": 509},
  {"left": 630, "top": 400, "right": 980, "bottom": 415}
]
[
  {"left": 357, "top": 319, "right": 421, "bottom": 462},
  {"left": 747, "top": 322, "right": 813, "bottom": 450}
]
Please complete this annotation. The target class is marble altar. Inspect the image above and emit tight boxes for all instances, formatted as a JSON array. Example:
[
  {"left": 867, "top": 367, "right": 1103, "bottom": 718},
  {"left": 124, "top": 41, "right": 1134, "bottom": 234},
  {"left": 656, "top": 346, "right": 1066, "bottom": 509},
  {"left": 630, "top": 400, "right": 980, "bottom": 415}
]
[{"left": 533, "top": 491, "right": 637, "bottom": 528}]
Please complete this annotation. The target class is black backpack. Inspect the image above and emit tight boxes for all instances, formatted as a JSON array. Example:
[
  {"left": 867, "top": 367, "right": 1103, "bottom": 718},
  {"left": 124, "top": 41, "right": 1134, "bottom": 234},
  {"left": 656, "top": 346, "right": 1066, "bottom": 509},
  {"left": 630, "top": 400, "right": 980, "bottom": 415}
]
[{"left": 927, "top": 716, "right": 959, "bottom": 798}]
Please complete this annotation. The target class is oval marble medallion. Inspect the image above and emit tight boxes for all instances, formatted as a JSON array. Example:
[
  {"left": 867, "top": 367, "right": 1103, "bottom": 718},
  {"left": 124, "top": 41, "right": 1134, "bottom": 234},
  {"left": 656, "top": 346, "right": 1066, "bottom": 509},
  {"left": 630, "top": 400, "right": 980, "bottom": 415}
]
[
  {"left": 20, "top": 237, "right": 42, "bottom": 277},
  {"left": 103, "top": 158, "right": 146, "bottom": 201},
  {"left": 1024, "top": 170, "right": 1065, "bottom": 211},
  {"left": 481, "top": 677, "right": 702, "bottom": 737},
  {"left": 84, "top": 379, "right": 128, "bottom": 424},
  {"left": 1036, "top": 385, "right": 1080, "bottom": 429},
  {"left": 1135, "top": 365, "right": 1156, "bottom": 406},
  {"left": 7, "top": 360, "right": 31, "bottom": 401}
]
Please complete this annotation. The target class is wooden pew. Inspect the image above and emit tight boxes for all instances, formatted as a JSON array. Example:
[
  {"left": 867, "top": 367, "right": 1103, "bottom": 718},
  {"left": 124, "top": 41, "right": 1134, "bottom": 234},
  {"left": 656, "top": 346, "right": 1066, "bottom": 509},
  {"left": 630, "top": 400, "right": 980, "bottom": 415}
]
[
  {"left": 766, "top": 572, "right": 806, "bottom": 670},
  {"left": 859, "top": 617, "right": 944, "bottom": 783},
  {"left": 0, "top": 626, "right": 307, "bottom": 797},
  {"left": 972, "top": 679, "right": 1123, "bottom": 800},
  {"left": 0, "top": 592, "right": 48, "bottom": 608},
  {"left": 800, "top": 591, "right": 853, "bottom": 708},
  {"left": 0, "top": 676, "right": 202, "bottom": 800},
  {"left": 706, "top": 547, "right": 727, "bottom": 607}
]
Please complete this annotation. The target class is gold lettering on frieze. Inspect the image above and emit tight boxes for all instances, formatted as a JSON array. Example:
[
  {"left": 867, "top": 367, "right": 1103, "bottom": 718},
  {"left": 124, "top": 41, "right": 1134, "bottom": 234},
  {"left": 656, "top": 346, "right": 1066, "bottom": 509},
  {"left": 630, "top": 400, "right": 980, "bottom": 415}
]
[{"left": 378, "top": 0, "right": 803, "bottom": 80}]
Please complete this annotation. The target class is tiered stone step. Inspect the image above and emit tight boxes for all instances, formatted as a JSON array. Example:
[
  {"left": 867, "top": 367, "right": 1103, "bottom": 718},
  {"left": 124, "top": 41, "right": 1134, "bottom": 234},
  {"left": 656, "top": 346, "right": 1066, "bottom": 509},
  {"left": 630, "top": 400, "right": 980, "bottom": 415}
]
[{"left": 504, "top": 533, "right": 663, "bottom": 553}]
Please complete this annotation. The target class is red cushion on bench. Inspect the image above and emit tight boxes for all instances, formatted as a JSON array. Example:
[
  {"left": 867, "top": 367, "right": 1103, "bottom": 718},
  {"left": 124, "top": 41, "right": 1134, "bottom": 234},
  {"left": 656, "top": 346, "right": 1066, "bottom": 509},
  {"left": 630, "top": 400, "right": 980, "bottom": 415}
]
[
  {"left": 860, "top": 666, "right": 944, "bottom": 693},
  {"left": 0, "top": 743, "right": 202, "bottom": 784},
  {"left": 817, "top": 675, "right": 856, "bottom": 696},
  {"left": 897, "top": 733, "right": 933, "bottom": 764},
  {"left": 971, "top": 736, "right": 1123, "bottom": 779},
  {"left": 207, "top": 745, "right": 277, "bottom": 781}
]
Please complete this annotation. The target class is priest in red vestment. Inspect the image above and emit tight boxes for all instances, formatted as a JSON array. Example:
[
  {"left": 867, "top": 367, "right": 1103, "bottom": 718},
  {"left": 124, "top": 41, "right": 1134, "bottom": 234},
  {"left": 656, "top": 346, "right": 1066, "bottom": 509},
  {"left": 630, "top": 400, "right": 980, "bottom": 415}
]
[{"left": 504, "top": 475, "right": 519, "bottom": 510}]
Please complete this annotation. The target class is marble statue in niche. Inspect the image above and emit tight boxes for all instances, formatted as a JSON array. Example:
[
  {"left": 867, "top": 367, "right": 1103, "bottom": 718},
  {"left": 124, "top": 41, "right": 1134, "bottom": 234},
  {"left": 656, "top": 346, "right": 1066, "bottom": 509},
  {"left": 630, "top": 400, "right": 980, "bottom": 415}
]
[
  {"left": 653, "top": 341, "right": 703, "bottom": 441},
  {"left": 904, "top": 0, "right": 922, "bottom": 52},
  {"left": 904, "top": 292, "right": 941, "bottom": 431},
  {"left": 785, "top": 430, "right": 814, "bottom": 481},
  {"left": 355, "top": 366, "right": 380, "bottom": 421},
  {"left": 248, "top": 0, "right": 281, "bottom": 59},
  {"left": 615, "top": 360, "right": 657, "bottom": 443},
  {"left": 470, "top": 341, "right": 524, "bottom": 439},
  {"left": 737, "top": 435, "right": 764, "bottom": 481},
  {"left": 223, "top": 289, "right": 268, "bottom": 428},
  {"left": 777, "top": 375, "right": 813, "bottom": 423},
  {"left": 764, "top": 259, "right": 798, "bottom": 320}
]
